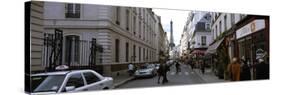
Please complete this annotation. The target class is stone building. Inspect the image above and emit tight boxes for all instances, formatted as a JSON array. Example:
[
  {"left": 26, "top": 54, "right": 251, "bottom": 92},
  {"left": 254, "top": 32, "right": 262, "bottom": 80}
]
[
  {"left": 29, "top": 1, "right": 44, "bottom": 72},
  {"left": 42, "top": 2, "right": 164, "bottom": 75}
]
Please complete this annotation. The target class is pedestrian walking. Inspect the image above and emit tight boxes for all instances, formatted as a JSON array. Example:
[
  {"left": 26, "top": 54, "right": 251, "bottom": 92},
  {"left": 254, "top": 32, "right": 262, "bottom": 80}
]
[
  {"left": 227, "top": 57, "right": 241, "bottom": 81},
  {"left": 175, "top": 61, "right": 181, "bottom": 74},
  {"left": 163, "top": 63, "right": 170, "bottom": 83},
  {"left": 190, "top": 59, "right": 194, "bottom": 70},
  {"left": 200, "top": 60, "right": 205, "bottom": 74},
  {"left": 255, "top": 59, "right": 269, "bottom": 80},
  {"left": 128, "top": 63, "right": 134, "bottom": 76},
  {"left": 157, "top": 62, "right": 169, "bottom": 84},
  {"left": 157, "top": 63, "right": 164, "bottom": 84},
  {"left": 240, "top": 57, "right": 251, "bottom": 81}
]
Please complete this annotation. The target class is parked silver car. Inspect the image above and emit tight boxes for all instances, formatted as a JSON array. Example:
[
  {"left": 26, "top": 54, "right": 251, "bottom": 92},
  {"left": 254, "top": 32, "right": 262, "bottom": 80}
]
[
  {"left": 31, "top": 70, "right": 113, "bottom": 94},
  {"left": 134, "top": 64, "right": 157, "bottom": 78}
]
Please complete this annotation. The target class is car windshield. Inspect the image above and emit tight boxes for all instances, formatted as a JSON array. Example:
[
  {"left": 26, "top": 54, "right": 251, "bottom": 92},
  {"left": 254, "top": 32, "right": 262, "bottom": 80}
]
[
  {"left": 140, "top": 66, "right": 148, "bottom": 69},
  {"left": 32, "top": 75, "right": 66, "bottom": 92}
]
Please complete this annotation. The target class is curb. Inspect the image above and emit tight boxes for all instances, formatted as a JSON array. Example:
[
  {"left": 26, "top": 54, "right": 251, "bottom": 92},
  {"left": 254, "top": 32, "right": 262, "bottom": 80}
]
[{"left": 113, "top": 77, "right": 135, "bottom": 88}]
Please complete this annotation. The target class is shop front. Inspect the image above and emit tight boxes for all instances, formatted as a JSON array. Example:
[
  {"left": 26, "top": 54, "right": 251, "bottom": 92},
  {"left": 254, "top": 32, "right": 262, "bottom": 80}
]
[
  {"left": 235, "top": 17, "right": 269, "bottom": 79},
  {"left": 236, "top": 19, "right": 269, "bottom": 64}
]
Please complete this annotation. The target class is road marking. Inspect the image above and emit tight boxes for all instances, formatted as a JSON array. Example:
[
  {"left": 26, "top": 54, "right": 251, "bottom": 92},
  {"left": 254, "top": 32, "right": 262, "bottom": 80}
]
[
  {"left": 206, "top": 70, "right": 212, "bottom": 73},
  {"left": 184, "top": 72, "right": 189, "bottom": 75},
  {"left": 178, "top": 72, "right": 182, "bottom": 75}
]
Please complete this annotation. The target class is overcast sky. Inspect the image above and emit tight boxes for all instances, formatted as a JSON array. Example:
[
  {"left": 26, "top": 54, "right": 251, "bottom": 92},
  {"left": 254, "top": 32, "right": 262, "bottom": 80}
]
[{"left": 153, "top": 9, "right": 190, "bottom": 46}]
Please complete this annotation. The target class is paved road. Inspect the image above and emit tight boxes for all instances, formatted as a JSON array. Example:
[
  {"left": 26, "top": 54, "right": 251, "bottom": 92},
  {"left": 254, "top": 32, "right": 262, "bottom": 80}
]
[{"left": 117, "top": 63, "right": 206, "bottom": 89}]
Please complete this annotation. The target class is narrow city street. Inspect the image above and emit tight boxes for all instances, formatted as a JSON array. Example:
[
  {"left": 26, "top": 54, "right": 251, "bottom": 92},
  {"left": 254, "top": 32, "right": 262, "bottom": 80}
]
[
  {"left": 116, "top": 63, "right": 205, "bottom": 89},
  {"left": 26, "top": 2, "right": 270, "bottom": 94}
]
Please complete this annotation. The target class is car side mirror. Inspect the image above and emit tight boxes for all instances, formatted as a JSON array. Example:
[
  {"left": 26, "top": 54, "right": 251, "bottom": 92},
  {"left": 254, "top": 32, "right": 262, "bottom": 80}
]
[{"left": 65, "top": 86, "right": 75, "bottom": 92}]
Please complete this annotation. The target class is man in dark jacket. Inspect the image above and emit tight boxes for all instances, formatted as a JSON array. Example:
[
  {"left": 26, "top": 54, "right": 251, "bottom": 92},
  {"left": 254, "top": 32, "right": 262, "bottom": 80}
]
[
  {"left": 157, "top": 63, "right": 164, "bottom": 84},
  {"left": 175, "top": 61, "right": 181, "bottom": 73},
  {"left": 240, "top": 57, "right": 251, "bottom": 80},
  {"left": 157, "top": 63, "right": 169, "bottom": 84},
  {"left": 200, "top": 60, "right": 205, "bottom": 74},
  {"left": 255, "top": 59, "right": 269, "bottom": 80}
]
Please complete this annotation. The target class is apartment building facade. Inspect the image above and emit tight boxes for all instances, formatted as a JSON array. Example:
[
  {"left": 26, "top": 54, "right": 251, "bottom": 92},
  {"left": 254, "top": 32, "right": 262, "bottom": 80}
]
[
  {"left": 187, "top": 12, "right": 213, "bottom": 56},
  {"left": 29, "top": 2, "right": 45, "bottom": 72},
  {"left": 42, "top": 2, "right": 162, "bottom": 75}
]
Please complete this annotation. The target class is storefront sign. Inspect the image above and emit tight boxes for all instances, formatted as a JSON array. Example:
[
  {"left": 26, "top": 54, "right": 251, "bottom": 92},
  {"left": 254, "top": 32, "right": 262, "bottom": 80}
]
[{"left": 236, "top": 19, "right": 265, "bottom": 39}]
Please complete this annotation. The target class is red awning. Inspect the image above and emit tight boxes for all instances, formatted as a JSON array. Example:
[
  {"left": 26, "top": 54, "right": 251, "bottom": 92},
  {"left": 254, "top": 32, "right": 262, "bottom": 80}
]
[{"left": 191, "top": 50, "right": 205, "bottom": 55}]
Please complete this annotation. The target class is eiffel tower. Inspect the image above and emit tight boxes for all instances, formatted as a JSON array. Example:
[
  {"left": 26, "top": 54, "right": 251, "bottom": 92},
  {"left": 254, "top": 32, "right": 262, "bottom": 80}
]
[{"left": 169, "top": 20, "right": 175, "bottom": 49}]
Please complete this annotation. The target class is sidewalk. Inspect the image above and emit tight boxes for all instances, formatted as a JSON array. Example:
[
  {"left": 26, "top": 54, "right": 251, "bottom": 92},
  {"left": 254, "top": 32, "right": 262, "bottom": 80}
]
[
  {"left": 109, "top": 70, "right": 135, "bottom": 88},
  {"left": 193, "top": 68, "right": 228, "bottom": 83}
]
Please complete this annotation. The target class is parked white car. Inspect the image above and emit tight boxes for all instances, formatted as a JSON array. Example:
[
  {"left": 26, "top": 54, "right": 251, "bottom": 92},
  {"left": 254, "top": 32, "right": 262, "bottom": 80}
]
[
  {"left": 134, "top": 64, "right": 157, "bottom": 78},
  {"left": 31, "top": 70, "right": 113, "bottom": 94}
]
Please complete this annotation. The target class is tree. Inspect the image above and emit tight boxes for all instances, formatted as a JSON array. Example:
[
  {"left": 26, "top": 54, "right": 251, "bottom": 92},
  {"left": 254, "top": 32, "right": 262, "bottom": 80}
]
[{"left": 216, "top": 41, "right": 230, "bottom": 79}]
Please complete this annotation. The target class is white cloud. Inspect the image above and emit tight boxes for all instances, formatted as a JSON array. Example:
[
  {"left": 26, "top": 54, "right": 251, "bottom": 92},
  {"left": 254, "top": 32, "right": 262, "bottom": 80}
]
[{"left": 153, "top": 9, "right": 190, "bottom": 46}]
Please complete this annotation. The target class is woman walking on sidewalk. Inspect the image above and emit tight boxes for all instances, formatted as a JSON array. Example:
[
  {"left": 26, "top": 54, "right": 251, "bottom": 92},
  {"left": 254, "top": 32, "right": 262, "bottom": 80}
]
[{"left": 227, "top": 57, "right": 241, "bottom": 81}]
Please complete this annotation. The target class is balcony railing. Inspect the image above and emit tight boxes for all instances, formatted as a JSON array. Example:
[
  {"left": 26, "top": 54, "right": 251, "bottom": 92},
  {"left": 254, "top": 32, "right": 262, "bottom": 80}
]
[{"left": 65, "top": 13, "right": 80, "bottom": 18}]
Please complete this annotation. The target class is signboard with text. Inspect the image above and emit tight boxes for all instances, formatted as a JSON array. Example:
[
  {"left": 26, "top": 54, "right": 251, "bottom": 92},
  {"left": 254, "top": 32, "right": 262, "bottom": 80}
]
[{"left": 236, "top": 19, "right": 265, "bottom": 39}]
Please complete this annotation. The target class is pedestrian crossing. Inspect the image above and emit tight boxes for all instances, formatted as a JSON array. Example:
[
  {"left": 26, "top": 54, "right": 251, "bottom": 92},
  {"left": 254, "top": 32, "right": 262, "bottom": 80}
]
[{"left": 168, "top": 71, "right": 194, "bottom": 76}]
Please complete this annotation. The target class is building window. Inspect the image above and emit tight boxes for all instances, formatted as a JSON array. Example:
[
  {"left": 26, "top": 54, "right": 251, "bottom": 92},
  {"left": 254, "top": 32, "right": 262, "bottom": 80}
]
[
  {"left": 142, "top": 9, "right": 145, "bottom": 18},
  {"left": 133, "top": 16, "right": 136, "bottom": 35},
  {"left": 143, "top": 48, "right": 145, "bottom": 61},
  {"left": 240, "top": 14, "right": 243, "bottom": 20},
  {"left": 116, "top": 7, "right": 120, "bottom": 25},
  {"left": 219, "top": 21, "right": 222, "bottom": 34},
  {"left": 139, "top": 21, "right": 141, "bottom": 38},
  {"left": 215, "top": 25, "right": 218, "bottom": 38},
  {"left": 147, "top": 28, "right": 149, "bottom": 42},
  {"left": 125, "top": 42, "right": 129, "bottom": 62},
  {"left": 206, "top": 23, "right": 210, "bottom": 30},
  {"left": 65, "top": 4, "right": 80, "bottom": 18},
  {"left": 201, "top": 36, "right": 206, "bottom": 46},
  {"left": 65, "top": 35, "right": 80, "bottom": 64},
  {"left": 143, "top": 24, "right": 145, "bottom": 40},
  {"left": 215, "top": 13, "right": 218, "bottom": 19},
  {"left": 231, "top": 14, "right": 235, "bottom": 25},
  {"left": 126, "top": 9, "right": 130, "bottom": 31},
  {"left": 138, "top": 8, "right": 141, "bottom": 15},
  {"left": 146, "top": 49, "right": 148, "bottom": 61},
  {"left": 224, "top": 15, "right": 227, "bottom": 31},
  {"left": 133, "top": 45, "right": 136, "bottom": 62},
  {"left": 212, "top": 29, "right": 214, "bottom": 39},
  {"left": 115, "top": 39, "right": 119, "bottom": 62},
  {"left": 139, "top": 47, "right": 141, "bottom": 61}
]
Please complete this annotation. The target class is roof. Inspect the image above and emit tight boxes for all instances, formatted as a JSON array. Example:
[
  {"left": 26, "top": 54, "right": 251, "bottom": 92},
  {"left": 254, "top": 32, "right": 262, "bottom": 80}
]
[{"left": 31, "top": 70, "right": 94, "bottom": 76}]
